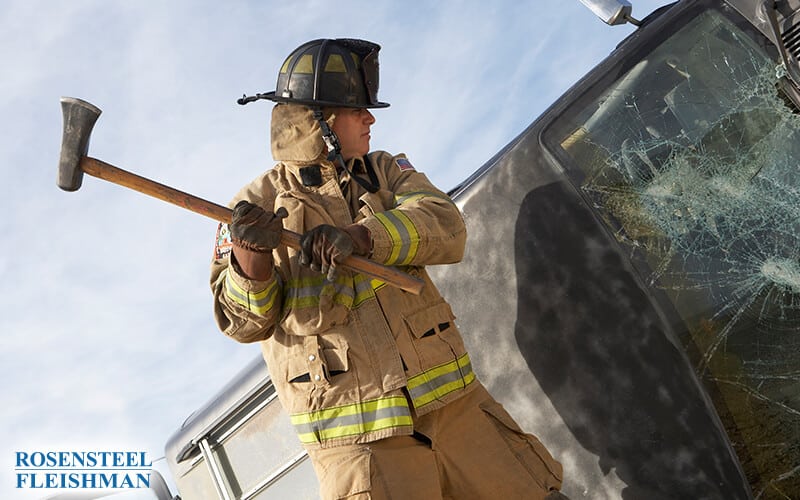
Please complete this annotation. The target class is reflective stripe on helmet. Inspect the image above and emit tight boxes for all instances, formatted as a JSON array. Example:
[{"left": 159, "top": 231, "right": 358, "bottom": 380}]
[
  {"left": 291, "top": 395, "right": 413, "bottom": 444},
  {"left": 373, "top": 209, "right": 420, "bottom": 266},
  {"left": 406, "top": 353, "right": 476, "bottom": 409}
]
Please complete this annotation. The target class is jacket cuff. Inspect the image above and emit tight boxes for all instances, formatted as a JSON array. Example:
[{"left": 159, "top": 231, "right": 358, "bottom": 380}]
[
  {"left": 361, "top": 210, "right": 420, "bottom": 266},
  {"left": 225, "top": 257, "right": 281, "bottom": 317},
  {"left": 228, "top": 252, "right": 277, "bottom": 292}
]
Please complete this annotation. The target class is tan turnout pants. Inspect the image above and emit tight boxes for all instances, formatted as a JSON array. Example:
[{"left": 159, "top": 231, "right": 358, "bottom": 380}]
[{"left": 306, "top": 382, "right": 563, "bottom": 500}]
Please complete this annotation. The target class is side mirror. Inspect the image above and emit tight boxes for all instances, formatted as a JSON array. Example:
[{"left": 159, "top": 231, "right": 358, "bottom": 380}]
[{"left": 578, "top": 0, "right": 637, "bottom": 26}]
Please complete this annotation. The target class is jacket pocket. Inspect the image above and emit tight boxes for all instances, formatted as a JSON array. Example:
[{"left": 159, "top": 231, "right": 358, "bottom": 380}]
[
  {"left": 401, "top": 300, "right": 469, "bottom": 383},
  {"left": 307, "top": 445, "right": 372, "bottom": 499},
  {"left": 479, "top": 399, "right": 563, "bottom": 491},
  {"left": 286, "top": 336, "right": 350, "bottom": 385},
  {"left": 403, "top": 301, "right": 456, "bottom": 340}
]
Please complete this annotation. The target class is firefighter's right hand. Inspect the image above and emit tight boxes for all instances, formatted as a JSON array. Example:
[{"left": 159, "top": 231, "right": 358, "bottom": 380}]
[
  {"left": 230, "top": 201, "right": 287, "bottom": 281},
  {"left": 230, "top": 201, "right": 287, "bottom": 252}
]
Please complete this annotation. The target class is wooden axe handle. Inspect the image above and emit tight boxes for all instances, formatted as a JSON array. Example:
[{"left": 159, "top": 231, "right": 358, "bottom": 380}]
[{"left": 80, "top": 156, "right": 425, "bottom": 295}]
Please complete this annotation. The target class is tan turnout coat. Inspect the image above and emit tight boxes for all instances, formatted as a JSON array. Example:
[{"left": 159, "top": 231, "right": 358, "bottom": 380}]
[{"left": 210, "top": 105, "right": 476, "bottom": 449}]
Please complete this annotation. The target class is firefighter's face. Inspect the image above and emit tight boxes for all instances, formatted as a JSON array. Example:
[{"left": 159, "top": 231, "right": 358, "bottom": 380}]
[{"left": 331, "top": 108, "right": 375, "bottom": 161}]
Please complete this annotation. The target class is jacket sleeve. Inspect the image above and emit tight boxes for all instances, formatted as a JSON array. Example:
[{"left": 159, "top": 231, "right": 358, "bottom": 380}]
[
  {"left": 360, "top": 152, "right": 466, "bottom": 267},
  {"left": 209, "top": 181, "right": 284, "bottom": 344}
]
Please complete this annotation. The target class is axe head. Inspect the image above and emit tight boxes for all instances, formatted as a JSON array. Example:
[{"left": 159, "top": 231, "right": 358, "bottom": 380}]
[{"left": 58, "top": 97, "right": 102, "bottom": 192}]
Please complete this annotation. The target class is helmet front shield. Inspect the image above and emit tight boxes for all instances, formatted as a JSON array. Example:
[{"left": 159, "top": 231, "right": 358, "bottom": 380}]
[{"left": 361, "top": 47, "right": 381, "bottom": 107}]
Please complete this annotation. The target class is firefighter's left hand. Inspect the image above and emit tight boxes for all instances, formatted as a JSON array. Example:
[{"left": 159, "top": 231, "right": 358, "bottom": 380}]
[{"left": 300, "top": 224, "right": 371, "bottom": 281}]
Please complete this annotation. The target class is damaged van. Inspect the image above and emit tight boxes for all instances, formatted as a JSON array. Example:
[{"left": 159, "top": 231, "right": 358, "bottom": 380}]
[{"left": 163, "top": 1, "right": 800, "bottom": 498}]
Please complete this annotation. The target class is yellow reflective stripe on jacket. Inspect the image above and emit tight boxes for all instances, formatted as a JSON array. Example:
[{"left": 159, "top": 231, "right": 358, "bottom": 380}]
[
  {"left": 395, "top": 191, "right": 456, "bottom": 206},
  {"left": 225, "top": 271, "right": 279, "bottom": 315},
  {"left": 290, "top": 395, "right": 413, "bottom": 444},
  {"left": 373, "top": 209, "right": 420, "bottom": 266},
  {"left": 285, "top": 274, "right": 376, "bottom": 310},
  {"left": 284, "top": 275, "right": 352, "bottom": 309},
  {"left": 406, "top": 353, "right": 475, "bottom": 408},
  {"left": 353, "top": 274, "right": 378, "bottom": 306}
]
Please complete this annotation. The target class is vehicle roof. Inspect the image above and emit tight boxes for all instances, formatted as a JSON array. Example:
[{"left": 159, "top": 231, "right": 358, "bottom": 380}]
[{"left": 164, "top": 355, "right": 270, "bottom": 466}]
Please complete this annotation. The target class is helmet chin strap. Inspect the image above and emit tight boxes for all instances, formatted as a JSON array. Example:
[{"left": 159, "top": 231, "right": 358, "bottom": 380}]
[
  {"left": 313, "top": 108, "right": 379, "bottom": 193},
  {"left": 313, "top": 108, "right": 343, "bottom": 163}
]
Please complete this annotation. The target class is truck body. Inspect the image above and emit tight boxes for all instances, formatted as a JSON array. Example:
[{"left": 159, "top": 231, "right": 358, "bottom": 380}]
[{"left": 163, "top": 0, "right": 800, "bottom": 497}]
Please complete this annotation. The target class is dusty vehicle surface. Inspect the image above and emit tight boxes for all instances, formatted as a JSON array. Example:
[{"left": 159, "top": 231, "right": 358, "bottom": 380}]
[{"left": 163, "top": 0, "right": 800, "bottom": 498}]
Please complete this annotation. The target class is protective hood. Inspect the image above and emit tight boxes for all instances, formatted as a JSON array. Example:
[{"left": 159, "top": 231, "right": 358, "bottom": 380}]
[{"left": 270, "top": 104, "right": 335, "bottom": 164}]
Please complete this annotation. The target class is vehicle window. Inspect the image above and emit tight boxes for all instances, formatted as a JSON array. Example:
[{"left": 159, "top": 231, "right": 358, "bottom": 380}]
[
  {"left": 216, "top": 393, "right": 319, "bottom": 499},
  {"left": 545, "top": 5, "right": 800, "bottom": 496},
  {"left": 173, "top": 385, "right": 320, "bottom": 499}
]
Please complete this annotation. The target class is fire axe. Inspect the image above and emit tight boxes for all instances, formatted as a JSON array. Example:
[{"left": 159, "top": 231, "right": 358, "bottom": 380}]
[{"left": 57, "top": 96, "right": 425, "bottom": 295}]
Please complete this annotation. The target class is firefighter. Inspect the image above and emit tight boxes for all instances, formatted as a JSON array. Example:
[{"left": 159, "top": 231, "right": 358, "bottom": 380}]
[{"left": 210, "top": 38, "right": 565, "bottom": 499}]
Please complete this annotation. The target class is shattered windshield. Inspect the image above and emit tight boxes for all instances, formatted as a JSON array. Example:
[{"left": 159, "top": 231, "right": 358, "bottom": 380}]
[{"left": 546, "top": 4, "right": 800, "bottom": 496}]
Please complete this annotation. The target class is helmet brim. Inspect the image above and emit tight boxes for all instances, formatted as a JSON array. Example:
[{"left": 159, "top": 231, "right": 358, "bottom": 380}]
[{"left": 260, "top": 91, "right": 390, "bottom": 109}]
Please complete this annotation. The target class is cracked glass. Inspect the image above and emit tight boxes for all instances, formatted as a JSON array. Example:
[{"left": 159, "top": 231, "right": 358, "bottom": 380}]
[{"left": 546, "top": 5, "right": 800, "bottom": 496}]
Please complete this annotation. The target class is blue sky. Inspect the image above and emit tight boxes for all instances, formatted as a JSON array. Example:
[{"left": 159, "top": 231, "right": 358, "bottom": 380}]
[{"left": 0, "top": 1, "right": 665, "bottom": 497}]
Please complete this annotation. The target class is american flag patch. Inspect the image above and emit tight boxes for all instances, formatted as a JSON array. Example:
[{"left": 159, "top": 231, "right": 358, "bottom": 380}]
[
  {"left": 214, "top": 223, "right": 233, "bottom": 260},
  {"left": 396, "top": 158, "right": 415, "bottom": 171}
]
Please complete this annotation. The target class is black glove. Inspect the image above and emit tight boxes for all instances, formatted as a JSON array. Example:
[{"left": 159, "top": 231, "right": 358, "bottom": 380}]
[
  {"left": 299, "top": 225, "right": 357, "bottom": 281},
  {"left": 230, "top": 201, "right": 288, "bottom": 252}
]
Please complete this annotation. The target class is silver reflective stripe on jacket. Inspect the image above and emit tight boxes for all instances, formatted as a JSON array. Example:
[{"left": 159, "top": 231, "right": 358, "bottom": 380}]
[
  {"left": 407, "top": 353, "right": 476, "bottom": 408},
  {"left": 290, "top": 395, "right": 413, "bottom": 444}
]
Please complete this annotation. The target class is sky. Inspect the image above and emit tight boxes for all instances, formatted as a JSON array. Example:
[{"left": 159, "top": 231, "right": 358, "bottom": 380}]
[{"left": 0, "top": 0, "right": 665, "bottom": 497}]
